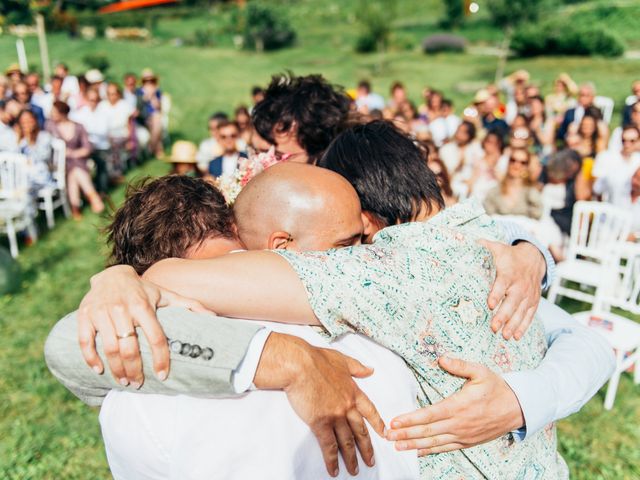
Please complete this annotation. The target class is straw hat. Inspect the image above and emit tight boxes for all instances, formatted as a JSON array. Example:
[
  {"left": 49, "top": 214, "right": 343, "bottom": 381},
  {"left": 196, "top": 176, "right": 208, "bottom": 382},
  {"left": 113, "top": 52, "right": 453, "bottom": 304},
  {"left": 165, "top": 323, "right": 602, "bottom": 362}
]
[
  {"left": 141, "top": 68, "right": 158, "bottom": 81},
  {"left": 166, "top": 141, "right": 198, "bottom": 164},
  {"left": 473, "top": 88, "right": 491, "bottom": 104},
  {"left": 507, "top": 69, "right": 530, "bottom": 84},
  {"left": 85, "top": 69, "right": 104, "bottom": 84},
  {"left": 5, "top": 63, "right": 21, "bottom": 75}
]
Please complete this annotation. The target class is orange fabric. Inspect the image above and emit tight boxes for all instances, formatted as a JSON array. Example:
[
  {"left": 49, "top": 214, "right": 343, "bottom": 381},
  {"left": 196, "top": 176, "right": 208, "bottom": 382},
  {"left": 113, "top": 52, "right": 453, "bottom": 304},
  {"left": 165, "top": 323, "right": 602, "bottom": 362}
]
[{"left": 99, "top": 0, "right": 177, "bottom": 14}]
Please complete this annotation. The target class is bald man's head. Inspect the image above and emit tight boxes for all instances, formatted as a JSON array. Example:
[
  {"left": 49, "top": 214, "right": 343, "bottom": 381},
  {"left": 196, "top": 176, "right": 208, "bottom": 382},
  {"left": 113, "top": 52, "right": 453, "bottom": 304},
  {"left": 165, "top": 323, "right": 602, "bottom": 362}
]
[{"left": 234, "top": 163, "right": 363, "bottom": 251}]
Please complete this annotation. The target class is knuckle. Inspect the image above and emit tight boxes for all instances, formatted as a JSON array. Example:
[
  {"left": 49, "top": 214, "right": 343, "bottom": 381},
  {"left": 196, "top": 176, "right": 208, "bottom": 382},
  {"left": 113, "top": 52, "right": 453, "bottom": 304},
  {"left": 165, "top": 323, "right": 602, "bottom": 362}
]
[{"left": 103, "top": 344, "right": 120, "bottom": 356}]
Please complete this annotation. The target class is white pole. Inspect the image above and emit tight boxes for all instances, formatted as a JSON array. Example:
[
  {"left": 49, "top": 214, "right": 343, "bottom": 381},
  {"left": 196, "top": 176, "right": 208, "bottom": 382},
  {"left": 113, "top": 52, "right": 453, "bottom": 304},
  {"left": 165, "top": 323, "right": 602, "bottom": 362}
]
[
  {"left": 36, "top": 14, "right": 51, "bottom": 84},
  {"left": 16, "top": 38, "right": 29, "bottom": 73}
]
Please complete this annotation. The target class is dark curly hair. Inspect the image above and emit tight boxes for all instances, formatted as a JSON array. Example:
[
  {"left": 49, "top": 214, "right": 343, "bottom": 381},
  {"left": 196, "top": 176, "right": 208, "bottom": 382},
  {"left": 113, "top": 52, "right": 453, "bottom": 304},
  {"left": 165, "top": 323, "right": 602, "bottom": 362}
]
[
  {"left": 106, "top": 175, "right": 236, "bottom": 274},
  {"left": 252, "top": 73, "right": 351, "bottom": 164}
]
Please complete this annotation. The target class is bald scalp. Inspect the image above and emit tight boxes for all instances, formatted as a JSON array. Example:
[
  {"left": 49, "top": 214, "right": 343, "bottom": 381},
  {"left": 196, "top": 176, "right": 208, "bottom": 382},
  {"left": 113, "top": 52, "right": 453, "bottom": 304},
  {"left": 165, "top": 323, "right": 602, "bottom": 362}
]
[{"left": 234, "top": 163, "right": 361, "bottom": 250}]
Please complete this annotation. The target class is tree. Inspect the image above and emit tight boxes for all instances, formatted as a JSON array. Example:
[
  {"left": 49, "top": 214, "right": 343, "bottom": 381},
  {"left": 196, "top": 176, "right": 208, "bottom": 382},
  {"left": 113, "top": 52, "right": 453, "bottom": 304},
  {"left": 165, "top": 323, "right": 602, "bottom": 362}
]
[
  {"left": 440, "top": 0, "right": 466, "bottom": 29},
  {"left": 485, "top": 0, "right": 556, "bottom": 82},
  {"left": 354, "top": 0, "right": 397, "bottom": 54}
]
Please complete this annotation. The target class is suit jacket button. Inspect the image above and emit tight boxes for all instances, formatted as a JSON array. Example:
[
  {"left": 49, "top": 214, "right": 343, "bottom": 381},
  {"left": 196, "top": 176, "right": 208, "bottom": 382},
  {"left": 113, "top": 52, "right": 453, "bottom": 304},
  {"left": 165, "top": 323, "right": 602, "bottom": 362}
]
[
  {"left": 201, "top": 347, "right": 214, "bottom": 360},
  {"left": 180, "top": 343, "right": 192, "bottom": 356},
  {"left": 170, "top": 340, "right": 182, "bottom": 354},
  {"left": 189, "top": 345, "right": 202, "bottom": 358}
]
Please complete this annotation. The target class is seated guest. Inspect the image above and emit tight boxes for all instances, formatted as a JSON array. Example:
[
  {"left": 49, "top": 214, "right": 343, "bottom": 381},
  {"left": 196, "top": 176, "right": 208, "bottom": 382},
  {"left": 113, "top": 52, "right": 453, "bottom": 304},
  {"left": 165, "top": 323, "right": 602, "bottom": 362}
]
[
  {"left": 423, "top": 89, "right": 444, "bottom": 122},
  {"left": 54, "top": 63, "right": 79, "bottom": 102},
  {"left": 12, "top": 81, "right": 45, "bottom": 128},
  {"left": 610, "top": 101, "right": 640, "bottom": 152},
  {"left": 196, "top": 112, "right": 227, "bottom": 173},
  {"left": 122, "top": 72, "right": 138, "bottom": 110},
  {"left": 387, "top": 81, "right": 408, "bottom": 113},
  {"left": 421, "top": 142, "right": 457, "bottom": 207},
  {"left": 16, "top": 109, "right": 53, "bottom": 192},
  {"left": 478, "top": 91, "right": 509, "bottom": 137},
  {"left": 0, "top": 100, "right": 18, "bottom": 151},
  {"left": 25, "top": 72, "right": 53, "bottom": 119},
  {"left": 557, "top": 82, "right": 598, "bottom": 140},
  {"left": 165, "top": 140, "right": 199, "bottom": 176},
  {"left": 101, "top": 83, "right": 135, "bottom": 181},
  {"left": 205, "top": 120, "right": 247, "bottom": 179},
  {"left": 439, "top": 120, "right": 483, "bottom": 196},
  {"left": 67, "top": 75, "right": 90, "bottom": 112},
  {"left": 47, "top": 100, "right": 104, "bottom": 219},
  {"left": 0, "top": 75, "right": 9, "bottom": 100},
  {"left": 484, "top": 148, "right": 543, "bottom": 220},
  {"left": 466, "top": 131, "right": 508, "bottom": 201},
  {"left": 85, "top": 69, "right": 106, "bottom": 99},
  {"left": 593, "top": 126, "right": 640, "bottom": 207},
  {"left": 355, "top": 80, "right": 385, "bottom": 114},
  {"left": 545, "top": 73, "right": 577, "bottom": 125},
  {"left": 136, "top": 68, "right": 164, "bottom": 158},
  {"left": 250, "top": 85, "right": 265, "bottom": 111},
  {"left": 629, "top": 167, "right": 640, "bottom": 241},
  {"left": 527, "top": 95, "right": 554, "bottom": 157},
  {"left": 70, "top": 88, "right": 110, "bottom": 195},
  {"left": 5, "top": 63, "right": 23, "bottom": 95},
  {"left": 234, "top": 105, "right": 253, "bottom": 144},
  {"left": 570, "top": 106, "right": 608, "bottom": 157},
  {"left": 428, "top": 99, "right": 460, "bottom": 147}
]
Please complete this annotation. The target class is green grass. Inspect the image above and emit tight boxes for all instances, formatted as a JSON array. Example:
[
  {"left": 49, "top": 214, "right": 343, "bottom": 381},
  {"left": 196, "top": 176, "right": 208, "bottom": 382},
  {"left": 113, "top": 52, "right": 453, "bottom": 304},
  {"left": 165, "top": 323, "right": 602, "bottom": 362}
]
[{"left": 1, "top": 1, "right": 640, "bottom": 477}]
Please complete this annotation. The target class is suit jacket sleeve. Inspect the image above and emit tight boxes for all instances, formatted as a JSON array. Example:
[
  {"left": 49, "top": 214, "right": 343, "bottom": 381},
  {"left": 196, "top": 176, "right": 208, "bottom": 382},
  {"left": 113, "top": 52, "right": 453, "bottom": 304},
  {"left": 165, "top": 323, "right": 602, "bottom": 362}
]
[{"left": 44, "top": 306, "right": 262, "bottom": 406}]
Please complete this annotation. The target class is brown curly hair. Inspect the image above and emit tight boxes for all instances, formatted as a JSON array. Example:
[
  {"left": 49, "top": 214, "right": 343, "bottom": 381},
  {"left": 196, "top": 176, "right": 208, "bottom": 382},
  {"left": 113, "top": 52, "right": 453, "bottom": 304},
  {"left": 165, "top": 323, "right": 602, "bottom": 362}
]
[{"left": 106, "top": 175, "right": 236, "bottom": 274}]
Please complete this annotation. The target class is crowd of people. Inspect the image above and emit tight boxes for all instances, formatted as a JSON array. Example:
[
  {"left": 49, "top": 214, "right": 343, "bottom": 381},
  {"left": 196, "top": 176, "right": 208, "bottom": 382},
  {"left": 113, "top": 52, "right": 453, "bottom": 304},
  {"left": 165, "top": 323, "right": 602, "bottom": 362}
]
[
  {"left": 0, "top": 62, "right": 169, "bottom": 224},
  {"left": 1, "top": 62, "right": 639, "bottom": 259}
]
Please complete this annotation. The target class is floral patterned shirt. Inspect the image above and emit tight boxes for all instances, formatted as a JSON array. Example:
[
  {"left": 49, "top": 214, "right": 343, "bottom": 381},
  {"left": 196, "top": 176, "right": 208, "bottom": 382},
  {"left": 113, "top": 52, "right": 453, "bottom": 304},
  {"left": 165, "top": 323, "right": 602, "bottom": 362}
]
[{"left": 276, "top": 199, "right": 568, "bottom": 480}]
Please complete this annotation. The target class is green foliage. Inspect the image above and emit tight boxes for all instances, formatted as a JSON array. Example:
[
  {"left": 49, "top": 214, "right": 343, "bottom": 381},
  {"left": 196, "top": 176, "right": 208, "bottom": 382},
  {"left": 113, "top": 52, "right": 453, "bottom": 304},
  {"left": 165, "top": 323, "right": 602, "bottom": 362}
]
[
  {"left": 0, "top": 247, "right": 20, "bottom": 295},
  {"left": 485, "top": 0, "right": 550, "bottom": 28},
  {"left": 230, "top": 2, "right": 296, "bottom": 52},
  {"left": 439, "top": 0, "right": 465, "bottom": 29},
  {"left": 354, "top": 0, "right": 397, "bottom": 53},
  {"left": 511, "top": 19, "right": 625, "bottom": 58},
  {"left": 82, "top": 53, "right": 110, "bottom": 73},
  {"left": 188, "top": 28, "right": 216, "bottom": 47}
]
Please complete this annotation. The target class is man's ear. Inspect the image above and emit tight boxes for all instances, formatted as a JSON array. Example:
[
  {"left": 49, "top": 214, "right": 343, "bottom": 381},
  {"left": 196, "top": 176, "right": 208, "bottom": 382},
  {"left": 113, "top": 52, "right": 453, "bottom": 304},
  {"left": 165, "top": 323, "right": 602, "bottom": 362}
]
[
  {"left": 361, "top": 211, "right": 384, "bottom": 239},
  {"left": 269, "top": 231, "right": 293, "bottom": 250}
]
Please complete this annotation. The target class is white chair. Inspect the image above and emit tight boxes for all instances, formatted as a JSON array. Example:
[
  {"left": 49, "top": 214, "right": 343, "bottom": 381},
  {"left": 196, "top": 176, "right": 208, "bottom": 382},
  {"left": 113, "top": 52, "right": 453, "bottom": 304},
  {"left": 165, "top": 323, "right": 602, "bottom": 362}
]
[
  {"left": 594, "top": 95, "right": 615, "bottom": 124},
  {"left": 37, "top": 138, "right": 71, "bottom": 228},
  {"left": 548, "top": 201, "right": 632, "bottom": 307},
  {"left": 161, "top": 93, "right": 172, "bottom": 144},
  {"left": 573, "top": 243, "right": 640, "bottom": 410},
  {"left": 0, "top": 152, "right": 37, "bottom": 258}
]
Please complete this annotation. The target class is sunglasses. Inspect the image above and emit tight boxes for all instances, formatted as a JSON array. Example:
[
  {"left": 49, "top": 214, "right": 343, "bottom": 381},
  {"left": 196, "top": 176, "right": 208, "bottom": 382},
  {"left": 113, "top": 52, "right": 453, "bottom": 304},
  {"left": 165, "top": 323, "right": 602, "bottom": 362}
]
[
  {"left": 220, "top": 134, "right": 238, "bottom": 140},
  {"left": 509, "top": 157, "right": 529, "bottom": 166}
]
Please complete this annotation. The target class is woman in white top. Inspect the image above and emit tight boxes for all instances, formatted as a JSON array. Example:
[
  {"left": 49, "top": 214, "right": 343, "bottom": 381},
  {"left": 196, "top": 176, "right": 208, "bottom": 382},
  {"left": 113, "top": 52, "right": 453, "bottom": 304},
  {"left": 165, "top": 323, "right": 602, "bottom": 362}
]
[
  {"left": 16, "top": 109, "right": 53, "bottom": 191},
  {"left": 102, "top": 83, "right": 135, "bottom": 179}
]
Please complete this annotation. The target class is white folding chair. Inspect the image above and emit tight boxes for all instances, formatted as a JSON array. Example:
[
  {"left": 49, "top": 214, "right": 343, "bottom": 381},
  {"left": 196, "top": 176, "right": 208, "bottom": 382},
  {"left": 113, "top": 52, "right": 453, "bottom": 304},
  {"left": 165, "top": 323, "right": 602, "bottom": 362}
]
[
  {"left": 548, "top": 201, "right": 632, "bottom": 307},
  {"left": 37, "top": 138, "right": 71, "bottom": 228},
  {"left": 0, "top": 152, "right": 37, "bottom": 258},
  {"left": 161, "top": 93, "right": 172, "bottom": 143},
  {"left": 573, "top": 243, "right": 640, "bottom": 409},
  {"left": 594, "top": 96, "right": 615, "bottom": 124}
]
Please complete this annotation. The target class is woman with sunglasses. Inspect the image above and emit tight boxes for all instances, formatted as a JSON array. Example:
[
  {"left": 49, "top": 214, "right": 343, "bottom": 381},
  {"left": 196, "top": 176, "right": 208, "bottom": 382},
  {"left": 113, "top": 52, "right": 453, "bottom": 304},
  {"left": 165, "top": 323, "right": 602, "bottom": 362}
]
[{"left": 483, "top": 148, "right": 543, "bottom": 220}]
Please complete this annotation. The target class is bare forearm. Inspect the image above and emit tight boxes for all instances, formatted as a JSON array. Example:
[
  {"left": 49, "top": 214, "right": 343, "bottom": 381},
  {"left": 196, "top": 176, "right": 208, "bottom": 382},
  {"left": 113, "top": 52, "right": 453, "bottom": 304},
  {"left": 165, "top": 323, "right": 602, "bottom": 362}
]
[{"left": 143, "top": 252, "right": 319, "bottom": 325}]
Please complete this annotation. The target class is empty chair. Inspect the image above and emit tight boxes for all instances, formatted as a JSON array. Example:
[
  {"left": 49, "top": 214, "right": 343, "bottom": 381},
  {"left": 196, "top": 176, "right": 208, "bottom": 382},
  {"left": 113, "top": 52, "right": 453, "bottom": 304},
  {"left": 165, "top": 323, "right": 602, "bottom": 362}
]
[
  {"left": 573, "top": 243, "right": 640, "bottom": 409},
  {"left": 548, "top": 201, "right": 632, "bottom": 307},
  {"left": 37, "top": 138, "right": 71, "bottom": 228},
  {"left": 0, "top": 152, "right": 37, "bottom": 258}
]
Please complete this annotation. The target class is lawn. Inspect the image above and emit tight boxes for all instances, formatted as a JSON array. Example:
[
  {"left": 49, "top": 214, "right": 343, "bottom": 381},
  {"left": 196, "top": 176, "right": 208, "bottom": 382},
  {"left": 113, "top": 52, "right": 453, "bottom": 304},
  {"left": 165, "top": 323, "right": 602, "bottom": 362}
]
[{"left": 1, "top": 1, "right": 640, "bottom": 478}]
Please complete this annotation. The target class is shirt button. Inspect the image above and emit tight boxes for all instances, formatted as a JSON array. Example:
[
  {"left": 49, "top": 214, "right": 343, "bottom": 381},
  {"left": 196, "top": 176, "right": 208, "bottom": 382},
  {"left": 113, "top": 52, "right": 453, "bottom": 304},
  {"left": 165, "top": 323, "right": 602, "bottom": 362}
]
[
  {"left": 189, "top": 345, "right": 202, "bottom": 358},
  {"left": 180, "top": 343, "right": 192, "bottom": 356},
  {"left": 169, "top": 340, "right": 182, "bottom": 354},
  {"left": 201, "top": 347, "right": 214, "bottom": 360}
]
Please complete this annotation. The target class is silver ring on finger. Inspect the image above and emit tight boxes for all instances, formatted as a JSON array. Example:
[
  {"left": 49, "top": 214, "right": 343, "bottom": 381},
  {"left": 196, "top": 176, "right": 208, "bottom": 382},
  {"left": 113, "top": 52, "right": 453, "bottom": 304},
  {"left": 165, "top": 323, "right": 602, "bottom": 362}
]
[{"left": 117, "top": 330, "right": 136, "bottom": 340}]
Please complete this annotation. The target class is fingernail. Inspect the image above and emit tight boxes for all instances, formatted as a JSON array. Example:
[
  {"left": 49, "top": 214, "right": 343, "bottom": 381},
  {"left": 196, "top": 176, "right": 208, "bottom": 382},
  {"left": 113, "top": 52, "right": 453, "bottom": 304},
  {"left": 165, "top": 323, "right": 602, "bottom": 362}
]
[
  {"left": 370, "top": 454, "right": 375, "bottom": 466},
  {"left": 119, "top": 378, "right": 129, "bottom": 386},
  {"left": 332, "top": 468, "right": 339, "bottom": 477},
  {"left": 354, "top": 466, "right": 359, "bottom": 475},
  {"left": 396, "top": 441, "right": 406, "bottom": 451},
  {"left": 92, "top": 366, "right": 103, "bottom": 375},
  {"left": 157, "top": 370, "right": 168, "bottom": 381},
  {"left": 131, "top": 382, "right": 141, "bottom": 390},
  {"left": 503, "top": 329, "right": 512, "bottom": 338},
  {"left": 391, "top": 420, "right": 400, "bottom": 428}
]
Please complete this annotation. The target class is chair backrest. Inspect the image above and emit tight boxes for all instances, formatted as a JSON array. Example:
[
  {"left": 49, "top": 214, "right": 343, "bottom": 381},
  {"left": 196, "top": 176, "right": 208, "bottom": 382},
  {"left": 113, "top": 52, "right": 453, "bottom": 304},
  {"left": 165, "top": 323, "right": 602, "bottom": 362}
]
[
  {"left": 161, "top": 93, "right": 171, "bottom": 131},
  {"left": 598, "top": 244, "right": 640, "bottom": 315},
  {"left": 51, "top": 137, "right": 67, "bottom": 188},
  {"left": 594, "top": 96, "right": 615, "bottom": 124},
  {"left": 0, "top": 152, "right": 29, "bottom": 200},
  {"left": 567, "top": 201, "right": 632, "bottom": 264}
]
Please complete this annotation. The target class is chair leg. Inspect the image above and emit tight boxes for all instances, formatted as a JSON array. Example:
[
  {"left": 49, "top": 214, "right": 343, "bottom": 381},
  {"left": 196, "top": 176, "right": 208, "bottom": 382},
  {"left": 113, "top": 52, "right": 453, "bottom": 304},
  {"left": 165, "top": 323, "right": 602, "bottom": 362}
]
[
  {"left": 547, "top": 278, "right": 560, "bottom": 304},
  {"left": 45, "top": 196, "right": 55, "bottom": 229},
  {"left": 6, "top": 217, "right": 18, "bottom": 258},
  {"left": 61, "top": 192, "right": 71, "bottom": 218},
  {"left": 604, "top": 350, "right": 625, "bottom": 410}
]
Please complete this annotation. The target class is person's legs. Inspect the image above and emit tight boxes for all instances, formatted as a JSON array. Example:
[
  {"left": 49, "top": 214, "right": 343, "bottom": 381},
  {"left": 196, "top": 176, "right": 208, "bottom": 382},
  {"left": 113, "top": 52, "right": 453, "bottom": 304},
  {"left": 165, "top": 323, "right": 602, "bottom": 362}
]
[
  {"left": 147, "top": 113, "right": 164, "bottom": 157},
  {"left": 67, "top": 167, "right": 104, "bottom": 218},
  {"left": 67, "top": 169, "right": 83, "bottom": 220},
  {"left": 93, "top": 150, "right": 110, "bottom": 195}
]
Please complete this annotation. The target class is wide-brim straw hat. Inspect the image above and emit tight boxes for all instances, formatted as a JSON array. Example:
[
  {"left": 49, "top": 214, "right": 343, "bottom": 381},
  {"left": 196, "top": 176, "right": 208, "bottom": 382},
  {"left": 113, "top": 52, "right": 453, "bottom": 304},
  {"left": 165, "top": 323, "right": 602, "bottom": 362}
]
[
  {"left": 5, "top": 63, "right": 21, "bottom": 75},
  {"left": 473, "top": 88, "right": 491, "bottom": 104},
  {"left": 141, "top": 68, "right": 158, "bottom": 81},
  {"left": 85, "top": 69, "right": 104, "bottom": 84},
  {"left": 507, "top": 69, "right": 530, "bottom": 84},
  {"left": 165, "top": 141, "right": 198, "bottom": 164}
]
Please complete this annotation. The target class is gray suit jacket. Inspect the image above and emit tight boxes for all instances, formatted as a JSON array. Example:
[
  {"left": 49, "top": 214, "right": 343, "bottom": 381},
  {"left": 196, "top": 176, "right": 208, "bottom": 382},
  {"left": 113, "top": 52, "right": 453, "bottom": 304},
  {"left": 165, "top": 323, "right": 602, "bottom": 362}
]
[{"left": 44, "top": 306, "right": 262, "bottom": 406}]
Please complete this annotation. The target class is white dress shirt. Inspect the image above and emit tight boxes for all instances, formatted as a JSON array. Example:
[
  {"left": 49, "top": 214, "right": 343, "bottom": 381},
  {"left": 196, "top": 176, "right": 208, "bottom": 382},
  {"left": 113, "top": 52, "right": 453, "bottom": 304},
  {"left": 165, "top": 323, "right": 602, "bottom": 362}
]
[
  {"left": 70, "top": 104, "right": 110, "bottom": 150},
  {"left": 592, "top": 150, "right": 640, "bottom": 206},
  {"left": 100, "top": 321, "right": 420, "bottom": 480},
  {"left": 100, "top": 99, "right": 134, "bottom": 140}
]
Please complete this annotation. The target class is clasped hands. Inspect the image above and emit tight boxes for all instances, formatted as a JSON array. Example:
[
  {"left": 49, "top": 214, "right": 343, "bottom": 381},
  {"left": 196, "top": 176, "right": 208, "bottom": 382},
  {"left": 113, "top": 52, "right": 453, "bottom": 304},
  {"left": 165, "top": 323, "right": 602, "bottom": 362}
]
[{"left": 77, "top": 240, "right": 543, "bottom": 477}]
